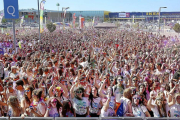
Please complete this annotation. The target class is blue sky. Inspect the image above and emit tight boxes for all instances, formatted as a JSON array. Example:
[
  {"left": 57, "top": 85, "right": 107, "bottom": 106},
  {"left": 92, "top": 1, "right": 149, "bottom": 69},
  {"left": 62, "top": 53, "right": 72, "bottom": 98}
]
[{"left": 0, "top": 0, "right": 179, "bottom": 12}]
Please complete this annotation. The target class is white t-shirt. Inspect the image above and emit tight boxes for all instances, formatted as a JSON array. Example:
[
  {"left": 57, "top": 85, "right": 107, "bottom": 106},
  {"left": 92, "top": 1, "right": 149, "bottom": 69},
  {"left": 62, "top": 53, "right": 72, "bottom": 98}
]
[
  {"left": 36, "top": 100, "right": 46, "bottom": 116},
  {"left": 132, "top": 105, "right": 147, "bottom": 118},
  {"left": 72, "top": 97, "right": 89, "bottom": 115},
  {"left": 151, "top": 103, "right": 169, "bottom": 117},
  {"left": 89, "top": 97, "right": 101, "bottom": 114},
  {"left": 170, "top": 104, "right": 180, "bottom": 117},
  {"left": 113, "top": 85, "right": 124, "bottom": 103}
]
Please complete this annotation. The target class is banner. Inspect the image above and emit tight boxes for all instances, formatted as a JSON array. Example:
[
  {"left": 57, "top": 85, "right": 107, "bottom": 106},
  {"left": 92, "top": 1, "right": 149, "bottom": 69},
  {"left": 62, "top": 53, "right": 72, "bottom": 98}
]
[
  {"left": 119, "top": 13, "right": 126, "bottom": 17},
  {"left": 0, "top": 48, "right": 4, "bottom": 55},
  {"left": 92, "top": 16, "right": 95, "bottom": 26},
  {"left": 79, "top": 16, "right": 84, "bottom": 29},
  {"left": 73, "top": 13, "right": 76, "bottom": 28},
  {"left": 20, "top": 16, "right": 24, "bottom": 27},
  {"left": 40, "top": 0, "right": 46, "bottom": 33}
]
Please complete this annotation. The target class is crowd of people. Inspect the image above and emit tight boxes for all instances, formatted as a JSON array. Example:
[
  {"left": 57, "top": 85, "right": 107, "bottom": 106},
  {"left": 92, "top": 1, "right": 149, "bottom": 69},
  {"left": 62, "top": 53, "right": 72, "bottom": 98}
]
[{"left": 0, "top": 27, "right": 180, "bottom": 118}]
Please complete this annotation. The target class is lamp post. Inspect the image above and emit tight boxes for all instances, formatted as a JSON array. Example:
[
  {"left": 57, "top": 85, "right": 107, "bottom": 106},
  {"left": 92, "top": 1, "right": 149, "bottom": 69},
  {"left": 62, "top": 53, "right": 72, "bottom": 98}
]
[
  {"left": 37, "top": 0, "right": 40, "bottom": 40},
  {"left": 158, "top": 7, "right": 167, "bottom": 35},
  {"left": 37, "top": 0, "right": 46, "bottom": 41},
  {"left": 56, "top": 3, "right": 60, "bottom": 22},
  {"left": 62, "top": 7, "right": 70, "bottom": 30}
]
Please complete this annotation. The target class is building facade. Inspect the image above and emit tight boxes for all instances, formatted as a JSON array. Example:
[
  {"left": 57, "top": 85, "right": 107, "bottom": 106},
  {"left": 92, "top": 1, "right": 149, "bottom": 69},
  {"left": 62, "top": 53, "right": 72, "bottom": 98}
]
[{"left": 109, "top": 12, "right": 180, "bottom": 22}]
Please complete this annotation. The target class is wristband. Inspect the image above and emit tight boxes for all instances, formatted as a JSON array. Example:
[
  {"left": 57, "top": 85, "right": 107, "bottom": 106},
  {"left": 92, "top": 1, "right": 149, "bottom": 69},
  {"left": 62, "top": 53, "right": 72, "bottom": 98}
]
[{"left": 47, "top": 108, "right": 51, "bottom": 111}]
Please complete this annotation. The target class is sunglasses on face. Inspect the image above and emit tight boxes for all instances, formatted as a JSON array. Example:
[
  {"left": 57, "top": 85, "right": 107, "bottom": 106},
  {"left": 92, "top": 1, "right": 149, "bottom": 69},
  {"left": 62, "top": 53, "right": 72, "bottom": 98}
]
[
  {"left": 133, "top": 97, "right": 140, "bottom": 100},
  {"left": 33, "top": 81, "right": 37, "bottom": 83},
  {"left": 118, "top": 79, "right": 123, "bottom": 81},
  {"left": 76, "top": 91, "right": 82, "bottom": 94},
  {"left": 25, "top": 90, "right": 30, "bottom": 93}
]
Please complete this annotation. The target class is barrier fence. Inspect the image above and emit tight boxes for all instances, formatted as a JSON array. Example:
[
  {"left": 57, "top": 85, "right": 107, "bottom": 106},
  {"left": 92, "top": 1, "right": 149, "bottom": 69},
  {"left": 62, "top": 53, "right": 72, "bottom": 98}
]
[{"left": 0, "top": 117, "right": 180, "bottom": 120}]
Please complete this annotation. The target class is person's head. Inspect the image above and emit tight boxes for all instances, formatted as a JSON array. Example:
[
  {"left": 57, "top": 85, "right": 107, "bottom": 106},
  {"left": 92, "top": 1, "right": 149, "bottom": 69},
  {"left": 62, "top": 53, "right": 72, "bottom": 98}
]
[
  {"left": 11, "top": 66, "right": 17, "bottom": 73},
  {"left": 156, "top": 63, "right": 162, "bottom": 70},
  {"left": 175, "top": 93, "right": 180, "bottom": 104},
  {"left": 132, "top": 94, "right": 141, "bottom": 106},
  {"left": 53, "top": 86, "right": 63, "bottom": 97},
  {"left": 15, "top": 79, "right": 24, "bottom": 90},
  {"left": 7, "top": 81, "right": 13, "bottom": 90},
  {"left": 32, "top": 89, "right": 42, "bottom": 102},
  {"left": 74, "top": 87, "right": 85, "bottom": 100},
  {"left": 43, "top": 67, "right": 49, "bottom": 74},
  {"left": 22, "top": 76, "right": 29, "bottom": 85},
  {"left": 31, "top": 78, "right": 38, "bottom": 87},
  {"left": 79, "top": 76, "right": 86, "bottom": 85},
  {"left": 152, "top": 82, "right": 160, "bottom": 91},
  {"left": 91, "top": 86, "right": 99, "bottom": 97},
  {"left": 117, "top": 76, "right": 123, "bottom": 85},
  {"left": 132, "top": 76, "right": 138, "bottom": 87},
  {"left": 48, "top": 97, "right": 62, "bottom": 110},
  {"left": 123, "top": 88, "right": 132, "bottom": 100},
  {"left": 8, "top": 96, "right": 20, "bottom": 110},
  {"left": 24, "top": 85, "right": 34, "bottom": 104},
  {"left": 155, "top": 96, "right": 164, "bottom": 108},
  {"left": 62, "top": 100, "right": 74, "bottom": 117},
  {"left": 139, "top": 83, "right": 145, "bottom": 93}
]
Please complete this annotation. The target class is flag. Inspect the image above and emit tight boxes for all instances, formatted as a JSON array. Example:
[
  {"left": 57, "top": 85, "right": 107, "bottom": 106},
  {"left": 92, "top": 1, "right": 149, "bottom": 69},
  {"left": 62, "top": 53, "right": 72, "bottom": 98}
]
[
  {"left": 92, "top": 16, "right": 95, "bottom": 26},
  {"left": 73, "top": 13, "right": 76, "bottom": 28},
  {"left": 115, "top": 102, "right": 124, "bottom": 117},
  {"left": 18, "top": 41, "right": 21, "bottom": 49},
  {"left": 40, "top": 0, "right": 46, "bottom": 33},
  {"left": 79, "top": 16, "right": 84, "bottom": 29},
  {"left": 20, "top": 16, "right": 24, "bottom": 27}
]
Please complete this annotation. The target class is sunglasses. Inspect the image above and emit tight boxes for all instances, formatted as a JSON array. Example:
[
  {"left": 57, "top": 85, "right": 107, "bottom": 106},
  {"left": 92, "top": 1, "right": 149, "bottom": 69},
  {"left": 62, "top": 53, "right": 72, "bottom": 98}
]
[
  {"left": 133, "top": 97, "right": 140, "bottom": 100},
  {"left": 33, "top": 81, "right": 37, "bottom": 83},
  {"left": 76, "top": 91, "right": 82, "bottom": 94},
  {"left": 118, "top": 79, "right": 123, "bottom": 81},
  {"left": 25, "top": 90, "right": 30, "bottom": 93}
]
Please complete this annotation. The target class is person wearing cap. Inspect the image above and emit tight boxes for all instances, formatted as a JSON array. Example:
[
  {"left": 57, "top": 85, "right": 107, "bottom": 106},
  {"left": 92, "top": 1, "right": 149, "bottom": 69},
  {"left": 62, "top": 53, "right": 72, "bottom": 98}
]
[
  {"left": 70, "top": 84, "right": 89, "bottom": 117},
  {"left": 168, "top": 93, "right": 180, "bottom": 117},
  {"left": 132, "top": 94, "right": 151, "bottom": 118}
]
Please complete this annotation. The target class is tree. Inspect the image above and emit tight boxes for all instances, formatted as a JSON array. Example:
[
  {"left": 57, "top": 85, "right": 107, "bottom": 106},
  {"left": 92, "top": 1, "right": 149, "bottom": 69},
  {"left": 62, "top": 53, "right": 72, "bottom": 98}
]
[
  {"left": 1, "top": 18, "right": 7, "bottom": 23},
  {"left": 46, "top": 22, "right": 56, "bottom": 33},
  {"left": 173, "top": 23, "right": 180, "bottom": 35}
]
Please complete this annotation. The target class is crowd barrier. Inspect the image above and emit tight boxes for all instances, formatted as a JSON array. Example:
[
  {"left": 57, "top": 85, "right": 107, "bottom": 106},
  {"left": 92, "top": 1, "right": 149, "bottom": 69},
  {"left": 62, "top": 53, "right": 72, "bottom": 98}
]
[{"left": 0, "top": 117, "right": 180, "bottom": 120}]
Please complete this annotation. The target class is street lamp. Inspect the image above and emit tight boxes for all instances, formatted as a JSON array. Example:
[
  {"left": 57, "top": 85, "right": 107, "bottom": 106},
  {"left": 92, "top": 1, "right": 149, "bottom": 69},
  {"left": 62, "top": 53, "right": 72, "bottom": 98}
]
[
  {"left": 56, "top": 3, "right": 60, "bottom": 22},
  {"left": 62, "top": 7, "right": 70, "bottom": 29},
  {"left": 158, "top": 7, "right": 167, "bottom": 35}
]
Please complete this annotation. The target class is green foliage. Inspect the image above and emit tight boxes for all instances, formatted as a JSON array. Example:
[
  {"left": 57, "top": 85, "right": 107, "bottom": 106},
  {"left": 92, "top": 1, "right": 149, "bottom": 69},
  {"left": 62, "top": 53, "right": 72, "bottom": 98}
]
[
  {"left": 75, "top": 23, "right": 79, "bottom": 27},
  {"left": 173, "top": 23, "right": 180, "bottom": 34},
  {"left": 46, "top": 22, "right": 56, "bottom": 33},
  {"left": 1, "top": 18, "right": 7, "bottom": 23}
]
